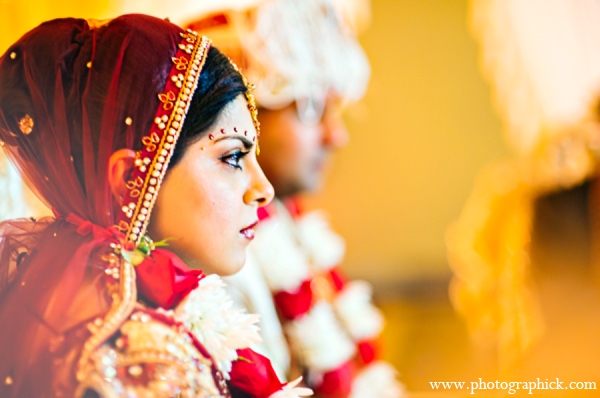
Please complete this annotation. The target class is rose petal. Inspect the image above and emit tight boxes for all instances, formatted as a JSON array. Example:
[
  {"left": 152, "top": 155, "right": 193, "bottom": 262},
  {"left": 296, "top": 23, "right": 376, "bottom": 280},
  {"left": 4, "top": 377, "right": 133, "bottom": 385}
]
[
  {"left": 273, "top": 279, "right": 313, "bottom": 320},
  {"left": 230, "top": 348, "right": 284, "bottom": 397},
  {"left": 312, "top": 361, "right": 355, "bottom": 398},
  {"left": 136, "top": 248, "right": 202, "bottom": 308}
]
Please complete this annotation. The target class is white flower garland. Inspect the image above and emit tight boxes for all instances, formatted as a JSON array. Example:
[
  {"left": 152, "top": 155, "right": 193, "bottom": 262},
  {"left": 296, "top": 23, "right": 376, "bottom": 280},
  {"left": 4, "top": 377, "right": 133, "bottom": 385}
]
[
  {"left": 296, "top": 211, "right": 345, "bottom": 271},
  {"left": 249, "top": 203, "right": 404, "bottom": 397},
  {"left": 174, "top": 274, "right": 262, "bottom": 378},
  {"left": 251, "top": 217, "right": 311, "bottom": 292},
  {"left": 349, "top": 361, "right": 406, "bottom": 398},
  {"left": 285, "top": 301, "right": 356, "bottom": 372},
  {"left": 333, "top": 280, "right": 384, "bottom": 341},
  {"left": 173, "top": 274, "right": 314, "bottom": 397}
]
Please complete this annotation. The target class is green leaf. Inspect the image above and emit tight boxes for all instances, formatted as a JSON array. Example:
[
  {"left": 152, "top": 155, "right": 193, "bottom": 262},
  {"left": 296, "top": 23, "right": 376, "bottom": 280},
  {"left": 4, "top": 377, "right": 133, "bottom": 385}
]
[
  {"left": 153, "top": 237, "right": 175, "bottom": 247},
  {"left": 137, "top": 239, "right": 151, "bottom": 255}
]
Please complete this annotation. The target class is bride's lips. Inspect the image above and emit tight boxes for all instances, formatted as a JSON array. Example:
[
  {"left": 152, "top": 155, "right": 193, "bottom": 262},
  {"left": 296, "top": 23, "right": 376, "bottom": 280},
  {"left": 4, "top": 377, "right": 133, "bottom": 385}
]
[{"left": 240, "top": 221, "right": 258, "bottom": 240}]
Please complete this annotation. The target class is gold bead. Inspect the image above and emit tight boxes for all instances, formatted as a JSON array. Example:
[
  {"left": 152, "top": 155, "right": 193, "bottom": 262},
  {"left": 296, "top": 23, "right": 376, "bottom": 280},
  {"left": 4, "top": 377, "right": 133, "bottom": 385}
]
[
  {"left": 125, "top": 117, "right": 132, "bottom": 126},
  {"left": 86, "top": 61, "right": 92, "bottom": 68},
  {"left": 9, "top": 52, "right": 16, "bottom": 60},
  {"left": 4, "top": 376, "right": 12, "bottom": 385},
  {"left": 18, "top": 114, "right": 34, "bottom": 135}
]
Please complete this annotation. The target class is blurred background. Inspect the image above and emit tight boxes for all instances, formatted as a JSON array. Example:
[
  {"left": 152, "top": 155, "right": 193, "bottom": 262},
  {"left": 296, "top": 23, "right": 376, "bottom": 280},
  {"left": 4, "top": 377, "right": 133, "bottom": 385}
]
[
  {"left": 3, "top": 0, "right": 600, "bottom": 396},
  {"left": 306, "top": 0, "right": 508, "bottom": 287},
  {"left": 304, "top": 0, "right": 510, "bottom": 393}
]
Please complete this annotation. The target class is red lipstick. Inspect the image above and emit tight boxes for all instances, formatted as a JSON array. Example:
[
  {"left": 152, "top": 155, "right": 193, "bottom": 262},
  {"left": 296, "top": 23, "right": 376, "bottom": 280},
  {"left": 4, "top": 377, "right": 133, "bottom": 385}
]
[{"left": 240, "top": 221, "right": 258, "bottom": 240}]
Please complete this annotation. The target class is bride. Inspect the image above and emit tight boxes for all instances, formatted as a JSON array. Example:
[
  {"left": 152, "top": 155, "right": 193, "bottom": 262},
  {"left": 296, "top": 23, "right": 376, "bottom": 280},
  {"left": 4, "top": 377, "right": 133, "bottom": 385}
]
[{"left": 0, "top": 14, "right": 310, "bottom": 398}]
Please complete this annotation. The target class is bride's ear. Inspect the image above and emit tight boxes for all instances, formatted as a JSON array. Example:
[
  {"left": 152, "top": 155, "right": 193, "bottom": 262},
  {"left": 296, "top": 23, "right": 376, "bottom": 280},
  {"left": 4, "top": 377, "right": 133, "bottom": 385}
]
[{"left": 108, "top": 149, "right": 137, "bottom": 203}]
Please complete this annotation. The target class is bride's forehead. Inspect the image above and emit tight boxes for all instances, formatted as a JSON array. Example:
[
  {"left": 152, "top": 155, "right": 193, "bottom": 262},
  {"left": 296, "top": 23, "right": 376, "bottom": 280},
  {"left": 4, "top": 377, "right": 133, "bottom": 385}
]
[{"left": 213, "top": 97, "right": 256, "bottom": 129}]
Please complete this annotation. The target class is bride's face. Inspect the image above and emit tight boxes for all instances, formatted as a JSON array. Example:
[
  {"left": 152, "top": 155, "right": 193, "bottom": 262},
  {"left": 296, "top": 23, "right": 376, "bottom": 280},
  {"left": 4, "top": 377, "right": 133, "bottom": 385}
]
[{"left": 148, "top": 96, "right": 274, "bottom": 275}]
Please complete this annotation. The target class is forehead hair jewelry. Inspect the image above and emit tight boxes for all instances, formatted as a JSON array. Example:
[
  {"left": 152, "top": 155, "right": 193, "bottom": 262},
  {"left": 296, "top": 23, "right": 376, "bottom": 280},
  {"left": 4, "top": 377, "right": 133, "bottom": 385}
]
[
  {"left": 228, "top": 59, "right": 261, "bottom": 155},
  {"left": 116, "top": 31, "right": 211, "bottom": 244}
]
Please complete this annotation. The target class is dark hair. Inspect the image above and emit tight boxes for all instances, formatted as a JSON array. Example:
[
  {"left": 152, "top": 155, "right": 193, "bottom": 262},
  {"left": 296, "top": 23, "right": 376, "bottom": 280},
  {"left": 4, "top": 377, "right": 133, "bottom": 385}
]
[{"left": 171, "top": 46, "right": 247, "bottom": 165}]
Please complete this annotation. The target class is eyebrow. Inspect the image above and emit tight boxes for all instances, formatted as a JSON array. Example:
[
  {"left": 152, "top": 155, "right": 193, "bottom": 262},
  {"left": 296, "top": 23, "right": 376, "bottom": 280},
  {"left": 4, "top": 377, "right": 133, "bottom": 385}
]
[{"left": 213, "top": 135, "right": 254, "bottom": 150}]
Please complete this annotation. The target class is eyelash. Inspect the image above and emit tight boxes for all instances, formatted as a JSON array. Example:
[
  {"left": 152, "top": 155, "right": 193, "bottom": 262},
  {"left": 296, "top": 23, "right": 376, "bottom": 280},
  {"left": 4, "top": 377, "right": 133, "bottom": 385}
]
[{"left": 221, "top": 150, "right": 249, "bottom": 170}]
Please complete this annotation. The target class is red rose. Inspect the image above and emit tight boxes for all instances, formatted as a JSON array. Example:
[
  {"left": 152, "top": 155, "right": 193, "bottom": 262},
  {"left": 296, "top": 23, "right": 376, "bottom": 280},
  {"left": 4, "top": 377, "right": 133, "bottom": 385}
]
[
  {"left": 229, "top": 348, "right": 284, "bottom": 398},
  {"left": 328, "top": 268, "right": 346, "bottom": 292},
  {"left": 135, "top": 248, "right": 203, "bottom": 308},
  {"left": 312, "top": 361, "right": 355, "bottom": 398},
  {"left": 273, "top": 279, "right": 313, "bottom": 320},
  {"left": 357, "top": 339, "right": 379, "bottom": 365}
]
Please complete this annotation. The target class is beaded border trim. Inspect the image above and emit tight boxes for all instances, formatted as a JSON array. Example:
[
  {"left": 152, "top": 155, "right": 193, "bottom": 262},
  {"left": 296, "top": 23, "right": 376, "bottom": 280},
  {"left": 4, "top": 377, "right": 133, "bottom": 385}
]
[
  {"left": 76, "top": 30, "right": 211, "bottom": 392},
  {"left": 115, "top": 31, "right": 211, "bottom": 244}
]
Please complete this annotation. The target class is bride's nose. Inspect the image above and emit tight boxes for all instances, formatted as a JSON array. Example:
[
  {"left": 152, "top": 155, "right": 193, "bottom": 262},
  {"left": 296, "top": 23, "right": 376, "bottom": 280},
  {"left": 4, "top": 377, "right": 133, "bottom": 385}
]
[{"left": 244, "top": 161, "right": 275, "bottom": 207}]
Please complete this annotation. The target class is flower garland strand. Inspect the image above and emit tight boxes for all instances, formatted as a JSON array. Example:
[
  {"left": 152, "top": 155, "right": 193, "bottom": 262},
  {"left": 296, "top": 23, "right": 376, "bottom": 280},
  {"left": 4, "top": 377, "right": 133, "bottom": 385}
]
[
  {"left": 175, "top": 274, "right": 262, "bottom": 377},
  {"left": 248, "top": 200, "right": 406, "bottom": 397}
]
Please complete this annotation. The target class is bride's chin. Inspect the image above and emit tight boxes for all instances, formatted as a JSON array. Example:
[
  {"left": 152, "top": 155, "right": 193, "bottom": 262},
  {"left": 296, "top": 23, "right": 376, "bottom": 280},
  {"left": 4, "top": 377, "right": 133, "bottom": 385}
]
[
  {"left": 185, "top": 253, "right": 246, "bottom": 277},
  {"left": 217, "top": 255, "right": 246, "bottom": 277}
]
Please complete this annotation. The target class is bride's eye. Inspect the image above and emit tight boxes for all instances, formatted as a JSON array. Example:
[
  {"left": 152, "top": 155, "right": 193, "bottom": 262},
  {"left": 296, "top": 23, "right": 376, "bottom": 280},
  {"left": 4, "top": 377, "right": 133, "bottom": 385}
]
[{"left": 221, "top": 149, "right": 249, "bottom": 170}]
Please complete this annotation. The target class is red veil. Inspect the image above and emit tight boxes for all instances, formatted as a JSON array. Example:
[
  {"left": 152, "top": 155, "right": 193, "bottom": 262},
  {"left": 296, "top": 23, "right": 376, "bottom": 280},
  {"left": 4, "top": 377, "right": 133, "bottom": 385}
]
[{"left": 0, "top": 15, "right": 191, "bottom": 396}]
